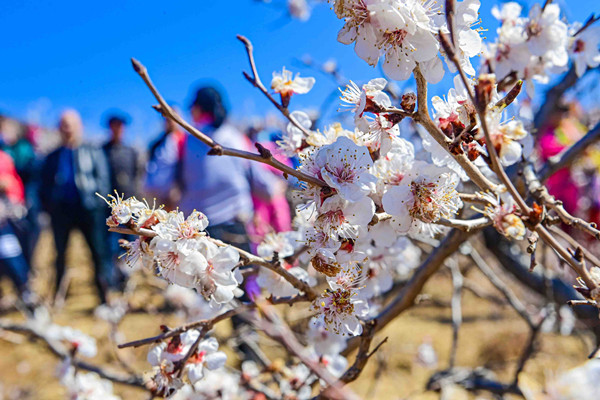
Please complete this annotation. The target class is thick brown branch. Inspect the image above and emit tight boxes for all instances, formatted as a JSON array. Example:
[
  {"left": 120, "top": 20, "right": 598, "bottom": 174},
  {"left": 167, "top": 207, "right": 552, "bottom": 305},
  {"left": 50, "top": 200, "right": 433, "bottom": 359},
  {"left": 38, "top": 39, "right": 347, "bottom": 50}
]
[
  {"left": 413, "top": 66, "right": 498, "bottom": 192},
  {"left": 539, "top": 122, "right": 600, "bottom": 182}
]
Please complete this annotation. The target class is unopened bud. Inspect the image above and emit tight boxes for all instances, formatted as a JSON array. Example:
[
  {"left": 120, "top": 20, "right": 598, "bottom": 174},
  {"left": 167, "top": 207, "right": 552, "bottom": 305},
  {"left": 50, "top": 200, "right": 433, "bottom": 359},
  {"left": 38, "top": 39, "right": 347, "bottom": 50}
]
[
  {"left": 401, "top": 92, "right": 417, "bottom": 113},
  {"left": 475, "top": 74, "right": 496, "bottom": 112}
]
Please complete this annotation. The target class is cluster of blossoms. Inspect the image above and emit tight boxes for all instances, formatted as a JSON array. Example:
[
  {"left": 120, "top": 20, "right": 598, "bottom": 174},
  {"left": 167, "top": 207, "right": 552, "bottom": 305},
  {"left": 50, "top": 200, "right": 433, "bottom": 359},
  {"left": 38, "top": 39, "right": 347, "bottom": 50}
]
[
  {"left": 94, "top": 3, "right": 600, "bottom": 397},
  {"left": 147, "top": 331, "right": 227, "bottom": 396},
  {"left": 59, "top": 365, "right": 121, "bottom": 400},
  {"left": 29, "top": 308, "right": 97, "bottom": 358},
  {"left": 332, "top": 0, "right": 484, "bottom": 83},
  {"left": 101, "top": 193, "right": 243, "bottom": 308},
  {"left": 430, "top": 74, "right": 532, "bottom": 167},
  {"left": 485, "top": 2, "right": 600, "bottom": 95}
]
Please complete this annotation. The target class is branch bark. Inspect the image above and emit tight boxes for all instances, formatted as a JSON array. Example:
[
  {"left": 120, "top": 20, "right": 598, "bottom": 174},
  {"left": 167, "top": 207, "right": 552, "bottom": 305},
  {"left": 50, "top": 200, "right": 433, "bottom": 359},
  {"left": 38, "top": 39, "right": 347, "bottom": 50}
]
[{"left": 130, "top": 58, "right": 326, "bottom": 187}]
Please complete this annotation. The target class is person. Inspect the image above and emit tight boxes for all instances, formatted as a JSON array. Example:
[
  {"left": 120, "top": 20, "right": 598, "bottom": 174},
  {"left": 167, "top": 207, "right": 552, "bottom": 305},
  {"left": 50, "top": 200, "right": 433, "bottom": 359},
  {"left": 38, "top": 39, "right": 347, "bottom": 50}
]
[
  {"left": 102, "top": 114, "right": 140, "bottom": 197},
  {"left": 144, "top": 109, "right": 186, "bottom": 209},
  {"left": 39, "top": 109, "right": 114, "bottom": 304},
  {"left": 180, "top": 86, "right": 277, "bottom": 361},
  {"left": 179, "top": 87, "right": 277, "bottom": 250},
  {"left": 244, "top": 125, "right": 292, "bottom": 244},
  {"left": 0, "top": 115, "right": 39, "bottom": 263},
  {"left": 0, "top": 148, "right": 33, "bottom": 303},
  {"left": 102, "top": 113, "right": 140, "bottom": 282}
]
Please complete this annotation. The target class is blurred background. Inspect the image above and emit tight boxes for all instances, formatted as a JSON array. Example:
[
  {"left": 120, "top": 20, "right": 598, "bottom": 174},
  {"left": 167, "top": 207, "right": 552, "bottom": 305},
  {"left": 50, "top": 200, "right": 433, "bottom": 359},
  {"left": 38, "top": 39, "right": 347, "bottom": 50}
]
[{"left": 1, "top": 0, "right": 600, "bottom": 399}]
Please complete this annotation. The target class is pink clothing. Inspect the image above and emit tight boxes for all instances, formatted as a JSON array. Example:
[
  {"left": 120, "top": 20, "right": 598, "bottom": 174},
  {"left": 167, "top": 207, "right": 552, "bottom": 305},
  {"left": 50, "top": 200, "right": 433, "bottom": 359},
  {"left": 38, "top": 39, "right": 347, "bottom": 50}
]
[
  {"left": 539, "top": 129, "right": 578, "bottom": 214},
  {"left": 243, "top": 139, "right": 292, "bottom": 239}
]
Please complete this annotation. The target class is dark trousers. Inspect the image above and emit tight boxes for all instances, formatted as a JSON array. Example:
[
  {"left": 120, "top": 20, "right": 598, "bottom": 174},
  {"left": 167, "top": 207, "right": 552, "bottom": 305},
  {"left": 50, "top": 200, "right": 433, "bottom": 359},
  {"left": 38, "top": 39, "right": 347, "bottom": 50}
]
[
  {"left": 50, "top": 204, "right": 113, "bottom": 303},
  {"left": 0, "top": 221, "right": 29, "bottom": 291}
]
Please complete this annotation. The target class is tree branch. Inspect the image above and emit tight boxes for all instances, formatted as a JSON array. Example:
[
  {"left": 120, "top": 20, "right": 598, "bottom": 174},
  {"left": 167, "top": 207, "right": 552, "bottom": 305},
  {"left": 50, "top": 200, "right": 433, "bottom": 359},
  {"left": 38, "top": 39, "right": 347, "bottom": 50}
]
[
  {"left": 237, "top": 35, "right": 314, "bottom": 138},
  {"left": 0, "top": 320, "right": 145, "bottom": 389},
  {"left": 130, "top": 57, "right": 326, "bottom": 187}
]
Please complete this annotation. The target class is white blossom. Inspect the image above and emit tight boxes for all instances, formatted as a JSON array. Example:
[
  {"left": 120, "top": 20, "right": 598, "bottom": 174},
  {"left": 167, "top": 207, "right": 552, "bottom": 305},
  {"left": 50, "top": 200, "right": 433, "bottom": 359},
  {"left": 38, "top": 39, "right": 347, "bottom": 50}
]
[
  {"left": 382, "top": 161, "right": 462, "bottom": 236},
  {"left": 271, "top": 67, "right": 315, "bottom": 96}
]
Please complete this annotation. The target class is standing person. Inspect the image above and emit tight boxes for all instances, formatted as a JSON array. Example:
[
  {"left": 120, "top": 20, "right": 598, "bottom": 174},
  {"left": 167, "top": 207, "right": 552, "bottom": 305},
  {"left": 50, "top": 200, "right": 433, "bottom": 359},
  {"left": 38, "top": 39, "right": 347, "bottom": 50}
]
[
  {"left": 179, "top": 87, "right": 277, "bottom": 250},
  {"left": 180, "top": 86, "right": 277, "bottom": 361},
  {"left": 102, "top": 114, "right": 139, "bottom": 198},
  {"left": 144, "top": 109, "right": 186, "bottom": 210},
  {"left": 39, "top": 109, "right": 113, "bottom": 304},
  {"left": 0, "top": 148, "right": 33, "bottom": 304},
  {"left": 102, "top": 113, "right": 139, "bottom": 282},
  {"left": 0, "top": 116, "right": 39, "bottom": 264}
]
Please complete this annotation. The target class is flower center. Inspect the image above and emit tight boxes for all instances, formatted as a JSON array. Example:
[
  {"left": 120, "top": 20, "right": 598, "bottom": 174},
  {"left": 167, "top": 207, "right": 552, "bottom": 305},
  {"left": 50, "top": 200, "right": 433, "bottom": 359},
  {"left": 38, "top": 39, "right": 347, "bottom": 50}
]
[{"left": 410, "top": 181, "right": 441, "bottom": 223}]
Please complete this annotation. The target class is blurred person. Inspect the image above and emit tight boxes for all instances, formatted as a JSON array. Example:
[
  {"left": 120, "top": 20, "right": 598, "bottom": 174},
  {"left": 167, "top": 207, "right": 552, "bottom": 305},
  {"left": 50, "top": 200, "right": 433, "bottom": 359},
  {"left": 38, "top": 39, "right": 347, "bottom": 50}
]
[
  {"left": 180, "top": 86, "right": 277, "bottom": 250},
  {"left": 144, "top": 108, "right": 186, "bottom": 209},
  {"left": 102, "top": 113, "right": 140, "bottom": 197},
  {"left": 180, "top": 86, "right": 277, "bottom": 362},
  {"left": 102, "top": 113, "right": 139, "bottom": 281},
  {"left": 39, "top": 109, "right": 114, "bottom": 304},
  {"left": 245, "top": 125, "right": 292, "bottom": 243},
  {"left": 0, "top": 115, "right": 39, "bottom": 263},
  {"left": 0, "top": 148, "right": 34, "bottom": 304}
]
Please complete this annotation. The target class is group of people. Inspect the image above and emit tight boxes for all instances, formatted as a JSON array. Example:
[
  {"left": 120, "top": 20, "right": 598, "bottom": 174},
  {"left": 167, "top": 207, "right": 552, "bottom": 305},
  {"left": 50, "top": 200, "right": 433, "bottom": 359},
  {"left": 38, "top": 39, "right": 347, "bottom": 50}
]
[{"left": 0, "top": 86, "right": 291, "bottom": 306}]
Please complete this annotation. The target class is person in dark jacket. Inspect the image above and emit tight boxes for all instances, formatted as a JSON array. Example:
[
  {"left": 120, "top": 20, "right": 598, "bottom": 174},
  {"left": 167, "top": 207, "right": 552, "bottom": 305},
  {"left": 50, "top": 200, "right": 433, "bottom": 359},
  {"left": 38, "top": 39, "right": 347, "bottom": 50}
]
[
  {"left": 102, "top": 114, "right": 139, "bottom": 197},
  {"left": 102, "top": 114, "right": 139, "bottom": 280},
  {"left": 40, "top": 109, "right": 113, "bottom": 304}
]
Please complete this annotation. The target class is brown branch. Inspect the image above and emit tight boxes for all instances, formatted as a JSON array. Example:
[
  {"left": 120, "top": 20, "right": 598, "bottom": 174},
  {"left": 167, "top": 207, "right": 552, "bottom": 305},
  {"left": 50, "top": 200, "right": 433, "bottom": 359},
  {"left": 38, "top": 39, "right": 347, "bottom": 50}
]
[
  {"left": 252, "top": 302, "right": 361, "bottom": 400},
  {"left": 412, "top": 66, "right": 498, "bottom": 192},
  {"left": 440, "top": 31, "right": 531, "bottom": 215},
  {"left": 0, "top": 320, "right": 145, "bottom": 388},
  {"left": 130, "top": 57, "right": 326, "bottom": 187},
  {"left": 109, "top": 226, "right": 318, "bottom": 300},
  {"left": 549, "top": 225, "right": 600, "bottom": 267},
  {"left": 118, "top": 295, "right": 308, "bottom": 349},
  {"left": 539, "top": 122, "right": 600, "bottom": 182},
  {"left": 237, "top": 35, "right": 314, "bottom": 138},
  {"left": 511, "top": 314, "right": 547, "bottom": 387},
  {"left": 523, "top": 162, "right": 600, "bottom": 241},
  {"left": 339, "top": 320, "right": 387, "bottom": 384}
]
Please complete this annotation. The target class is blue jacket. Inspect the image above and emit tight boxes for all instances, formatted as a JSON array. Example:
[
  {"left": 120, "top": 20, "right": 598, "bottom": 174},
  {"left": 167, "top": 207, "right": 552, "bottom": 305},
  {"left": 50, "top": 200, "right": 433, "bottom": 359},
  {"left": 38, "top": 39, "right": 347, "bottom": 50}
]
[{"left": 40, "top": 144, "right": 111, "bottom": 212}]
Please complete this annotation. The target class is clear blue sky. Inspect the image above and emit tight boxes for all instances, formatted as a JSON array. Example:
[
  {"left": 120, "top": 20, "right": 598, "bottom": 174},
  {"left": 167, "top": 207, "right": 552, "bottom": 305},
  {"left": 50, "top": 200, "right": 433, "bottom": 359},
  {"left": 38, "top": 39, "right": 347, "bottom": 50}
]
[{"left": 0, "top": 0, "right": 596, "bottom": 146}]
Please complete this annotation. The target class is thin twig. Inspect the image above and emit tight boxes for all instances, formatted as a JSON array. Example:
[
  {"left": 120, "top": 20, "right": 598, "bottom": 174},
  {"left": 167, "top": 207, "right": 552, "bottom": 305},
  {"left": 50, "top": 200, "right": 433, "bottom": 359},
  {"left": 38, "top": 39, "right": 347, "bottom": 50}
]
[
  {"left": 130, "top": 57, "right": 325, "bottom": 187},
  {"left": 539, "top": 122, "right": 600, "bottom": 182},
  {"left": 237, "top": 35, "right": 314, "bottom": 138},
  {"left": 465, "top": 245, "right": 534, "bottom": 328},
  {"left": 109, "top": 226, "right": 318, "bottom": 300},
  {"left": 448, "top": 259, "right": 463, "bottom": 368},
  {"left": 0, "top": 320, "right": 145, "bottom": 388},
  {"left": 118, "top": 295, "right": 308, "bottom": 349}
]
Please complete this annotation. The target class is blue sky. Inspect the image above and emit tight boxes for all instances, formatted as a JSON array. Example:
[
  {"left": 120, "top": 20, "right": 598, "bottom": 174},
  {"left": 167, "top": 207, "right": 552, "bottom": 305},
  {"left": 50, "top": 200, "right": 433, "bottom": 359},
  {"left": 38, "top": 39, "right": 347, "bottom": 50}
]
[{"left": 0, "top": 0, "right": 597, "bottom": 146}]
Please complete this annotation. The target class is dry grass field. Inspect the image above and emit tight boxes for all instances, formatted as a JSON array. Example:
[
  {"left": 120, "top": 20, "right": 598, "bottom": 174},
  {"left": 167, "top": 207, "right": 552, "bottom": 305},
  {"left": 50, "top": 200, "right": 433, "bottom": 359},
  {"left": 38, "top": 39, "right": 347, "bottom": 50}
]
[{"left": 0, "top": 230, "right": 592, "bottom": 399}]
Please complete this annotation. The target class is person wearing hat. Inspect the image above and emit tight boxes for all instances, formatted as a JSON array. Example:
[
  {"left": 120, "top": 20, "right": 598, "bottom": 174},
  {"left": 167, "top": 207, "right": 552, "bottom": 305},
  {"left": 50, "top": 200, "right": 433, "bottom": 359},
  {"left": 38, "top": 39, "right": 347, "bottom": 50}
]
[
  {"left": 102, "top": 113, "right": 140, "bottom": 285},
  {"left": 180, "top": 86, "right": 277, "bottom": 248},
  {"left": 102, "top": 113, "right": 140, "bottom": 198}
]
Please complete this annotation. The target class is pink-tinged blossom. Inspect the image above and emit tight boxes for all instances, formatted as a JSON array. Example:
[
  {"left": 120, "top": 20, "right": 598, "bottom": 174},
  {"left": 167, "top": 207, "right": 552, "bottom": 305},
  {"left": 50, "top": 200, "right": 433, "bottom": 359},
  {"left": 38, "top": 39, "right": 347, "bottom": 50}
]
[
  {"left": 308, "top": 136, "right": 377, "bottom": 202},
  {"left": 570, "top": 24, "right": 600, "bottom": 77},
  {"left": 311, "top": 264, "right": 368, "bottom": 336},
  {"left": 382, "top": 161, "right": 462, "bottom": 236}
]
